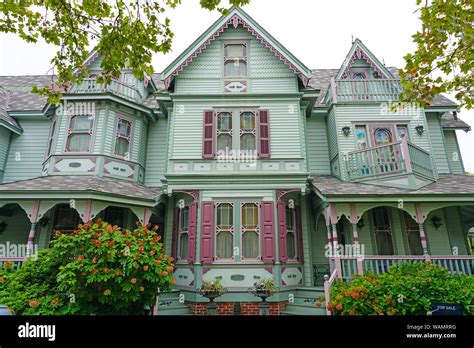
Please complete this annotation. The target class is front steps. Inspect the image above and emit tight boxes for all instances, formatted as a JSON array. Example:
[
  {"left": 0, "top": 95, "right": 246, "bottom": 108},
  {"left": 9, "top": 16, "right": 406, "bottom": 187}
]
[
  {"left": 282, "top": 287, "right": 327, "bottom": 316},
  {"left": 155, "top": 290, "right": 191, "bottom": 315}
]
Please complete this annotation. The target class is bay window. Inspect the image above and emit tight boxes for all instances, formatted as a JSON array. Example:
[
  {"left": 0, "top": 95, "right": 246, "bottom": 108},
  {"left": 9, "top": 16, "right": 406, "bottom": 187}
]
[
  {"left": 114, "top": 118, "right": 132, "bottom": 158},
  {"left": 66, "top": 115, "right": 94, "bottom": 152}
]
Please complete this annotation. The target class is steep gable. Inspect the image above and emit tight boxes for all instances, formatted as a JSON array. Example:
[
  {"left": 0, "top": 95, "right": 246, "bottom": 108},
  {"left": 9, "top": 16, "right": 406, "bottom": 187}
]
[{"left": 161, "top": 6, "right": 311, "bottom": 89}]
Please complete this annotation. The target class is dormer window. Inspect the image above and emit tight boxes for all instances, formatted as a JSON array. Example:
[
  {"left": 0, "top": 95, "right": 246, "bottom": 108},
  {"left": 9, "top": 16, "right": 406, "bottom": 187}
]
[
  {"left": 224, "top": 43, "right": 247, "bottom": 77},
  {"left": 66, "top": 115, "right": 94, "bottom": 152},
  {"left": 352, "top": 72, "right": 366, "bottom": 80},
  {"left": 114, "top": 118, "right": 132, "bottom": 158}
]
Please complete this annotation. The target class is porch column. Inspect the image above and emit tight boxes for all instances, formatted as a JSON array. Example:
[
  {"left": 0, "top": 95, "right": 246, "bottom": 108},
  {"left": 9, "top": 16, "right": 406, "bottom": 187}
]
[
  {"left": 326, "top": 204, "right": 342, "bottom": 278},
  {"left": 82, "top": 200, "right": 92, "bottom": 223},
  {"left": 415, "top": 203, "right": 430, "bottom": 261},
  {"left": 350, "top": 204, "right": 364, "bottom": 275},
  {"left": 27, "top": 200, "right": 41, "bottom": 256},
  {"left": 143, "top": 208, "right": 152, "bottom": 226}
]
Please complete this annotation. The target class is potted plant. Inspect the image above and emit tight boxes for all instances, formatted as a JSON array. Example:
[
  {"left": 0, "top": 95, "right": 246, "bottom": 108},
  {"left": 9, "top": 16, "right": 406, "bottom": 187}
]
[
  {"left": 199, "top": 278, "right": 227, "bottom": 315},
  {"left": 248, "top": 277, "right": 276, "bottom": 315}
]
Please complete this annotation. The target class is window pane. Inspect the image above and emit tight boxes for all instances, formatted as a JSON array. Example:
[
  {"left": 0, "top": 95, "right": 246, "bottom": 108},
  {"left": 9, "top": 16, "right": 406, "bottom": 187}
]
[
  {"left": 376, "top": 232, "right": 394, "bottom": 255},
  {"left": 397, "top": 126, "right": 408, "bottom": 140},
  {"left": 217, "top": 134, "right": 232, "bottom": 152},
  {"left": 352, "top": 72, "right": 366, "bottom": 80},
  {"left": 179, "top": 233, "right": 188, "bottom": 259},
  {"left": 115, "top": 137, "right": 130, "bottom": 156},
  {"left": 286, "top": 207, "right": 295, "bottom": 230},
  {"left": 225, "top": 44, "right": 245, "bottom": 58},
  {"left": 373, "top": 208, "right": 390, "bottom": 229},
  {"left": 224, "top": 61, "right": 247, "bottom": 77},
  {"left": 216, "top": 231, "right": 233, "bottom": 259},
  {"left": 71, "top": 115, "right": 93, "bottom": 131},
  {"left": 242, "top": 231, "right": 259, "bottom": 259},
  {"left": 67, "top": 134, "right": 91, "bottom": 152},
  {"left": 407, "top": 232, "right": 423, "bottom": 255},
  {"left": 240, "top": 134, "right": 256, "bottom": 151},
  {"left": 242, "top": 203, "right": 258, "bottom": 229},
  {"left": 355, "top": 127, "right": 368, "bottom": 149},
  {"left": 180, "top": 207, "right": 189, "bottom": 231},
  {"left": 217, "top": 204, "right": 233, "bottom": 229},
  {"left": 117, "top": 120, "right": 131, "bottom": 137},
  {"left": 374, "top": 128, "right": 393, "bottom": 145},
  {"left": 240, "top": 112, "right": 255, "bottom": 131},
  {"left": 217, "top": 112, "right": 232, "bottom": 131},
  {"left": 286, "top": 232, "right": 296, "bottom": 259}
]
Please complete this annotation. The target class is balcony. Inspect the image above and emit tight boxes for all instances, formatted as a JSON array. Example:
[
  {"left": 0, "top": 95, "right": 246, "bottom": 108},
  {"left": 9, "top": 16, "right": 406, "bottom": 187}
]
[
  {"left": 69, "top": 78, "right": 142, "bottom": 103},
  {"left": 344, "top": 138, "right": 435, "bottom": 182},
  {"left": 329, "top": 78, "right": 402, "bottom": 103}
]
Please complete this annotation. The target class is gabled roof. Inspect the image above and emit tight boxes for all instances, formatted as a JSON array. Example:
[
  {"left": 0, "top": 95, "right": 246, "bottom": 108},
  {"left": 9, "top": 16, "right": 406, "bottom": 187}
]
[
  {"left": 161, "top": 6, "right": 312, "bottom": 89},
  {"left": 0, "top": 86, "right": 22, "bottom": 134},
  {"left": 336, "top": 38, "right": 395, "bottom": 80},
  {"left": 441, "top": 113, "right": 471, "bottom": 131}
]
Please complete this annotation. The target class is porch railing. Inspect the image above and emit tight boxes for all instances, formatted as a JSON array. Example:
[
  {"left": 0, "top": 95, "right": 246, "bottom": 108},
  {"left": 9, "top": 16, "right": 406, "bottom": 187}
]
[
  {"left": 0, "top": 257, "right": 27, "bottom": 270},
  {"left": 323, "top": 269, "right": 338, "bottom": 316},
  {"left": 345, "top": 138, "right": 435, "bottom": 181},
  {"left": 71, "top": 78, "right": 142, "bottom": 102},
  {"left": 336, "top": 255, "right": 474, "bottom": 281},
  {"left": 332, "top": 78, "right": 402, "bottom": 103}
]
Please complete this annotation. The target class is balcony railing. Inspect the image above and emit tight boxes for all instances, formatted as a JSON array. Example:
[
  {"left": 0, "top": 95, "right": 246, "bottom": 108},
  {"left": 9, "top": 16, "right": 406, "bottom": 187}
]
[
  {"left": 330, "top": 78, "right": 402, "bottom": 103},
  {"left": 336, "top": 255, "right": 474, "bottom": 282},
  {"left": 71, "top": 78, "right": 142, "bottom": 103},
  {"left": 344, "top": 138, "right": 435, "bottom": 181}
]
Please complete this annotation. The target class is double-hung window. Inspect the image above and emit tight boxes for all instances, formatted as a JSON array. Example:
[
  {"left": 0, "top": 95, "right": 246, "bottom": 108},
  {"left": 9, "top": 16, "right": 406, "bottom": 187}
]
[
  {"left": 46, "top": 120, "right": 57, "bottom": 156},
  {"left": 224, "top": 43, "right": 247, "bottom": 77},
  {"left": 241, "top": 203, "right": 260, "bottom": 260},
  {"left": 114, "top": 118, "right": 132, "bottom": 158},
  {"left": 215, "top": 203, "right": 234, "bottom": 260},
  {"left": 178, "top": 206, "right": 190, "bottom": 260},
  {"left": 239, "top": 111, "right": 257, "bottom": 153},
  {"left": 285, "top": 205, "right": 297, "bottom": 260},
  {"left": 216, "top": 112, "right": 233, "bottom": 153},
  {"left": 66, "top": 115, "right": 94, "bottom": 152}
]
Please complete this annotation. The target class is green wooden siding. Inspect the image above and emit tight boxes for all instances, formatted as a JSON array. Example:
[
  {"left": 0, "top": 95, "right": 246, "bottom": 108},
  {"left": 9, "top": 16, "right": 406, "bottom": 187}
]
[
  {"left": 175, "top": 25, "right": 297, "bottom": 94},
  {"left": 144, "top": 117, "right": 168, "bottom": 187},
  {"left": 3, "top": 119, "right": 50, "bottom": 182},
  {"left": 424, "top": 209, "right": 452, "bottom": 254},
  {"left": 306, "top": 116, "right": 331, "bottom": 174},
  {"left": 444, "top": 207, "right": 468, "bottom": 255},
  {"left": 0, "top": 127, "right": 11, "bottom": 182},
  {"left": 426, "top": 113, "right": 450, "bottom": 173},
  {"left": 326, "top": 108, "right": 338, "bottom": 161},
  {"left": 444, "top": 130, "right": 465, "bottom": 174}
]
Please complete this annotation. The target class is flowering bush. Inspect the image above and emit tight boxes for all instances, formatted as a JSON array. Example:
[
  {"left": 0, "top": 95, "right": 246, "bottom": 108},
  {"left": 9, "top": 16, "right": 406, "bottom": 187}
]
[
  {"left": 328, "top": 262, "right": 474, "bottom": 315},
  {"left": 54, "top": 219, "right": 175, "bottom": 315}
]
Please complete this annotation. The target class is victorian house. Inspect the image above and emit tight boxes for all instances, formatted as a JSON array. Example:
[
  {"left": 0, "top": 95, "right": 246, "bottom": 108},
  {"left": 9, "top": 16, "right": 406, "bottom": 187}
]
[{"left": 0, "top": 7, "right": 473, "bottom": 315}]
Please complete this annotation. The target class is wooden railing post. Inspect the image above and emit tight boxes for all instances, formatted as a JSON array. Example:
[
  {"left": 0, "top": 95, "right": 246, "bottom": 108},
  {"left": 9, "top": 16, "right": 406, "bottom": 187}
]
[{"left": 401, "top": 138, "right": 412, "bottom": 173}]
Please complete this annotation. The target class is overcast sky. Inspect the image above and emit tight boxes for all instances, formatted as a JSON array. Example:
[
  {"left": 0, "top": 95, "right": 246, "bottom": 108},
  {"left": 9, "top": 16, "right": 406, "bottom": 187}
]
[{"left": 0, "top": 0, "right": 472, "bottom": 172}]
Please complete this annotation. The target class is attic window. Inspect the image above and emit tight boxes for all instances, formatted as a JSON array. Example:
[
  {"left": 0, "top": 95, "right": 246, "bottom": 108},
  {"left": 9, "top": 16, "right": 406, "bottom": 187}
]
[{"left": 224, "top": 43, "right": 247, "bottom": 77}]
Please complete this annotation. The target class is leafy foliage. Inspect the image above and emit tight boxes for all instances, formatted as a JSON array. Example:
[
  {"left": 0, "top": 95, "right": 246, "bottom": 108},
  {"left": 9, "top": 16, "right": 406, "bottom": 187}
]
[
  {"left": 328, "top": 262, "right": 474, "bottom": 315},
  {"left": 252, "top": 277, "right": 276, "bottom": 294},
  {"left": 0, "top": 219, "right": 174, "bottom": 315},
  {"left": 400, "top": 0, "right": 473, "bottom": 109},
  {"left": 199, "top": 278, "right": 226, "bottom": 296},
  {"left": 0, "top": 0, "right": 249, "bottom": 104}
]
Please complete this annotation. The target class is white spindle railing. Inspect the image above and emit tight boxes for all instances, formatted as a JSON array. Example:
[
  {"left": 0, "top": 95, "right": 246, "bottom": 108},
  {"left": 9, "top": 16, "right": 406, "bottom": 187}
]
[
  {"left": 72, "top": 78, "right": 141, "bottom": 102},
  {"left": 324, "top": 269, "right": 338, "bottom": 316},
  {"left": 333, "top": 79, "right": 402, "bottom": 102}
]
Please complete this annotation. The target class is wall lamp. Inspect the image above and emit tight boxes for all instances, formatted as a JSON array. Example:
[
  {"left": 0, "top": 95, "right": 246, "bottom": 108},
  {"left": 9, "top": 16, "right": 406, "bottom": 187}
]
[
  {"left": 431, "top": 216, "right": 442, "bottom": 230},
  {"left": 342, "top": 126, "right": 351, "bottom": 137},
  {"left": 415, "top": 125, "right": 424, "bottom": 136},
  {"left": 356, "top": 219, "right": 365, "bottom": 230}
]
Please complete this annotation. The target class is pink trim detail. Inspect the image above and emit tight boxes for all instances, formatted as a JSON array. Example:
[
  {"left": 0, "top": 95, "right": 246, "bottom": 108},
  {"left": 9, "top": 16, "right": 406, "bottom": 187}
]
[
  {"left": 341, "top": 47, "right": 388, "bottom": 80},
  {"left": 174, "top": 190, "right": 200, "bottom": 204},
  {"left": 82, "top": 200, "right": 92, "bottom": 222},
  {"left": 164, "top": 14, "right": 309, "bottom": 89},
  {"left": 29, "top": 200, "right": 41, "bottom": 223},
  {"left": 143, "top": 208, "right": 152, "bottom": 225}
]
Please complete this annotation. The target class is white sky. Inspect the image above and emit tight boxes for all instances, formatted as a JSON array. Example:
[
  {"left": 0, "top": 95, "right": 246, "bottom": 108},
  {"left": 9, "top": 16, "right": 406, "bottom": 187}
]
[{"left": 0, "top": 0, "right": 472, "bottom": 172}]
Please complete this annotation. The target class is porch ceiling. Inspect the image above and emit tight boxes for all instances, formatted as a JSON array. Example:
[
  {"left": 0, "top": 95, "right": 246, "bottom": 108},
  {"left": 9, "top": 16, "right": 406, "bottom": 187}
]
[
  {"left": 0, "top": 175, "right": 161, "bottom": 202},
  {"left": 312, "top": 174, "right": 474, "bottom": 198}
]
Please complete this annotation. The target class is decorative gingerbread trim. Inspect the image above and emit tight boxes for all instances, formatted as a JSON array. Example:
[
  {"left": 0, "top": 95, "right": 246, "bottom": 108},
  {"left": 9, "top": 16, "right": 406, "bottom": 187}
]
[
  {"left": 341, "top": 47, "right": 388, "bottom": 79},
  {"left": 174, "top": 190, "right": 200, "bottom": 204},
  {"left": 164, "top": 14, "right": 309, "bottom": 88},
  {"left": 276, "top": 189, "right": 301, "bottom": 203}
]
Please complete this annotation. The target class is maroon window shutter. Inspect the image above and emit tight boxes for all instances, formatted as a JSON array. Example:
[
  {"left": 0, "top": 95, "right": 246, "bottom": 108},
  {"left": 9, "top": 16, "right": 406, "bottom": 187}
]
[
  {"left": 200, "top": 201, "right": 215, "bottom": 264},
  {"left": 202, "top": 110, "right": 215, "bottom": 159},
  {"left": 260, "top": 202, "right": 275, "bottom": 263},
  {"left": 187, "top": 203, "right": 197, "bottom": 263},
  {"left": 277, "top": 202, "right": 287, "bottom": 263},
  {"left": 295, "top": 206, "right": 304, "bottom": 263},
  {"left": 171, "top": 207, "right": 179, "bottom": 260},
  {"left": 258, "top": 109, "right": 270, "bottom": 158}
]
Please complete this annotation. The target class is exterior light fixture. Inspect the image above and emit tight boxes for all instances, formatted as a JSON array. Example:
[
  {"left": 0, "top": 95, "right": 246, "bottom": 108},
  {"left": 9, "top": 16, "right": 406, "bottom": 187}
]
[
  {"left": 356, "top": 219, "right": 365, "bottom": 230},
  {"left": 342, "top": 126, "right": 351, "bottom": 137},
  {"left": 415, "top": 125, "right": 424, "bottom": 136}
]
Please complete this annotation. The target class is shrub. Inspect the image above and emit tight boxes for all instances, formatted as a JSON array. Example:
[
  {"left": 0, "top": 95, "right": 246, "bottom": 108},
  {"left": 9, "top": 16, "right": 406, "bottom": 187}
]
[
  {"left": 328, "top": 262, "right": 474, "bottom": 315},
  {"left": 54, "top": 219, "right": 174, "bottom": 315}
]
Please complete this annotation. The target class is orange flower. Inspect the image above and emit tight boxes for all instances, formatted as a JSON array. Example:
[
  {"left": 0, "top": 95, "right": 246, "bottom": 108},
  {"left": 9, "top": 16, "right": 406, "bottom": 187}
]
[
  {"left": 168, "top": 257, "right": 174, "bottom": 262},
  {"left": 92, "top": 268, "right": 98, "bottom": 275},
  {"left": 29, "top": 299, "right": 39, "bottom": 308},
  {"left": 155, "top": 260, "right": 161, "bottom": 265},
  {"left": 152, "top": 225, "right": 159, "bottom": 231},
  {"left": 139, "top": 286, "right": 145, "bottom": 292},
  {"left": 166, "top": 266, "right": 173, "bottom": 272},
  {"left": 335, "top": 304, "right": 343, "bottom": 311},
  {"left": 115, "top": 269, "right": 121, "bottom": 277},
  {"left": 81, "top": 247, "right": 86, "bottom": 252},
  {"left": 107, "top": 240, "right": 115, "bottom": 248},
  {"left": 103, "top": 289, "right": 111, "bottom": 296},
  {"left": 315, "top": 302, "right": 321, "bottom": 308},
  {"left": 386, "top": 297, "right": 392, "bottom": 303},
  {"left": 143, "top": 265, "right": 149, "bottom": 271},
  {"left": 351, "top": 293, "right": 360, "bottom": 299},
  {"left": 92, "top": 256, "right": 98, "bottom": 264},
  {"left": 138, "top": 246, "right": 145, "bottom": 253},
  {"left": 135, "top": 254, "right": 140, "bottom": 260},
  {"left": 162, "top": 271, "right": 168, "bottom": 276},
  {"left": 149, "top": 241, "right": 156, "bottom": 246},
  {"left": 0, "top": 276, "right": 4, "bottom": 283},
  {"left": 106, "top": 224, "right": 114, "bottom": 234},
  {"left": 170, "top": 279, "right": 176, "bottom": 286},
  {"left": 327, "top": 304, "right": 334, "bottom": 312},
  {"left": 103, "top": 268, "right": 110, "bottom": 274},
  {"left": 50, "top": 299, "right": 58, "bottom": 306},
  {"left": 149, "top": 250, "right": 156, "bottom": 256},
  {"left": 96, "top": 240, "right": 102, "bottom": 247},
  {"left": 131, "top": 278, "right": 137, "bottom": 284}
]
